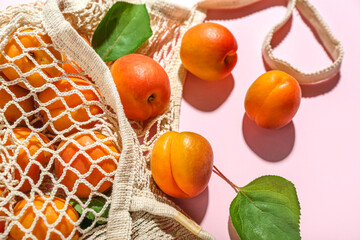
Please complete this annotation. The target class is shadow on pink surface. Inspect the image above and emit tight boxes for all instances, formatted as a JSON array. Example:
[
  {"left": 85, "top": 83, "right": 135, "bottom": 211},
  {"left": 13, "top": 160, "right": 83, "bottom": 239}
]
[
  {"left": 242, "top": 113, "right": 295, "bottom": 162},
  {"left": 206, "top": 0, "right": 288, "bottom": 21},
  {"left": 228, "top": 216, "right": 241, "bottom": 240},
  {"left": 182, "top": 72, "right": 234, "bottom": 112},
  {"left": 171, "top": 187, "right": 209, "bottom": 224},
  {"left": 300, "top": 73, "right": 340, "bottom": 98}
]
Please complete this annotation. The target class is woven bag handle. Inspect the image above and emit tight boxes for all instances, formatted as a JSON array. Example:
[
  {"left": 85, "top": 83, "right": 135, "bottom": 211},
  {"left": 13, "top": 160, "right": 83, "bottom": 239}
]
[
  {"left": 42, "top": 0, "right": 136, "bottom": 239},
  {"left": 129, "top": 195, "right": 215, "bottom": 239},
  {"left": 197, "top": 0, "right": 344, "bottom": 84}
]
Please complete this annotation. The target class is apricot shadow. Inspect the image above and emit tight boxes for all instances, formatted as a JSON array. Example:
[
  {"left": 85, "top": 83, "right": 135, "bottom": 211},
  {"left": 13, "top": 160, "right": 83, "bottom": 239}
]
[
  {"left": 171, "top": 187, "right": 209, "bottom": 224},
  {"left": 182, "top": 72, "right": 234, "bottom": 112},
  {"left": 242, "top": 113, "right": 295, "bottom": 162},
  {"left": 228, "top": 215, "right": 241, "bottom": 240},
  {"left": 206, "top": 0, "right": 288, "bottom": 21}
]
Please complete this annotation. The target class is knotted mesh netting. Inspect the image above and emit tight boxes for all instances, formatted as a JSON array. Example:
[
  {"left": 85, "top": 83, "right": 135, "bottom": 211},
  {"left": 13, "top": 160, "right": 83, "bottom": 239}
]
[{"left": 0, "top": 0, "right": 210, "bottom": 239}]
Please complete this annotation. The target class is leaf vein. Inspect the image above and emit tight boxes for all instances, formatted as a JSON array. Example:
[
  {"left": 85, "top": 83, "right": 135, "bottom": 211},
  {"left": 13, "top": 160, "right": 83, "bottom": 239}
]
[{"left": 103, "top": 9, "right": 140, "bottom": 60}]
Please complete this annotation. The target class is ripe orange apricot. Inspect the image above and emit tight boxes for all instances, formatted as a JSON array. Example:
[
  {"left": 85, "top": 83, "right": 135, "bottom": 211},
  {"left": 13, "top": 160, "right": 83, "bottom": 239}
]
[
  {"left": 151, "top": 131, "right": 213, "bottom": 199},
  {"left": 61, "top": 34, "right": 91, "bottom": 76},
  {"left": 0, "top": 83, "right": 34, "bottom": 125},
  {"left": 244, "top": 70, "right": 301, "bottom": 129},
  {"left": 10, "top": 195, "right": 79, "bottom": 240},
  {"left": 110, "top": 54, "right": 171, "bottom": 121},
  {"left": 0, "top": 28, "right": 62, "bottom": 89},
  {"left": 55, "top": 131, "right": 120, "bottom": 198},
  {"left": 0, "top": 127, "right": 53, "bottom": 192},
  {"left": 38, "top": 77, "right": 103, "bottom": 136},
  {"left": 180, "top": 22, "right": 237, "bottom": 81}
]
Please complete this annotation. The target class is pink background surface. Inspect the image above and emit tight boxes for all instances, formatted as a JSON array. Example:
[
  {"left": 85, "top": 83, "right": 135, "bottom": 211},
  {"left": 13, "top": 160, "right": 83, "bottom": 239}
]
[
  {"left": 1, "top": 0, "right": 359, "bottom": 239},
  {"left": 176, "top": 1, "right": 360, "bottom": 240}
]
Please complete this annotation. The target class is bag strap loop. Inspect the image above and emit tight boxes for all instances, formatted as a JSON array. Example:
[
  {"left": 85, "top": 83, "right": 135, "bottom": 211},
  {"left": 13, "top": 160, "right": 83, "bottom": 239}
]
[{"left": 197, "top": 0, "right": 344, "bottom": 84}]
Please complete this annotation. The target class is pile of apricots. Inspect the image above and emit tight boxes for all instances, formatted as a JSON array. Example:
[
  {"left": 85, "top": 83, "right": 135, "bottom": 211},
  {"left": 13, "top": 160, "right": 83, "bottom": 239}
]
[
  {"left": 0, "top": 20, "right": 303, "bottom": 238},
  {"left": 0, "top": 28, "right": 121, "bottom": 239}
]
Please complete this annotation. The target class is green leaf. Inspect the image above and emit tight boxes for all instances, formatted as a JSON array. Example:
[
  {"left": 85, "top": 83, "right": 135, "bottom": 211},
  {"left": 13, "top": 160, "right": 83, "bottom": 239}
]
[
  {"left": 70, "top": 199, "right": 83, "bottom": 215},
  {"left": 83, "top": 197, "right": 110, "bottom": 221},
  {"left": 230, "top": 175, "right": 301, "bottom": 240},
  {"left": 70, "top": 197, "right": 110, "bottom": 229},
  {"left": 92, "top": 2, "right": 153, "bottom": 62}
]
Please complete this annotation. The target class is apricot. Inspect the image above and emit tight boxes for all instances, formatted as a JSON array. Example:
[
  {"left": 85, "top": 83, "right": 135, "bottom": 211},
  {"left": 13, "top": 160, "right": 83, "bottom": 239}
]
[
  {"left": 0, "top": 83, "right": 34, "bottom": 125},
  {"left": 55, "top": 131, "right": 120, "bottom": 198},
  {"left": 180, "top": 22, "right": 237, "bottom": 81},
  {"left": 110, "top": 54, "right": 171, "bottom": 121},
  {"left": 38, "top": 77, "right": 103, "bottom": 136},
  {"left": 0, "top": 127, "right": 53, "bottom": 192},
  {"left": 0, "top": 28, "right": 62, "bottom": 89},
  {"left": 61, "top": 34, "right": 91, "bottom": 76},
  {"left": 10, "top": 195, "right": 79, "bottom": 240},
  {"left": 151, "top": 131, "right": 213, "bottom": 199},
  {"left": 244, "top": 70, "right": 301, "bottom": 129}
]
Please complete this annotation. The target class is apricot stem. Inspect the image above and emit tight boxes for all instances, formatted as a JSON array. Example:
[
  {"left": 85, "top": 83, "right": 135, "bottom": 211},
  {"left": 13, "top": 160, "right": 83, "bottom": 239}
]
[
  {"left": 224, "top": 52, "right": 237, "bottom": 66},
  {"left": 213, "top": 165, "right": 239, "bottom": 193},
  {"left": 212, "top": 166, "right": 263, "bottom": 212},
  {"left": 148, "top": 94, "right": 155, "bottom": 102}
]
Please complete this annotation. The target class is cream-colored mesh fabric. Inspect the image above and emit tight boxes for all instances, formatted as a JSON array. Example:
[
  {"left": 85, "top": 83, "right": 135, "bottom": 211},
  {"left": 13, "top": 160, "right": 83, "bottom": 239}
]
[
  {"left": 0, "top": 0, "right": 210, "bottom": 239},
  {"left": 0, "top": 5, "right": 122, "bottom": 239}
]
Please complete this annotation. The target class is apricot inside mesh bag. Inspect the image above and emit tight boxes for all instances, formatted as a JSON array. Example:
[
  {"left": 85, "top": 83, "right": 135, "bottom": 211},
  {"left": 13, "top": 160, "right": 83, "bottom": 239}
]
[{"left": 0, "top": 27, "right": 122, "bottom": 239}]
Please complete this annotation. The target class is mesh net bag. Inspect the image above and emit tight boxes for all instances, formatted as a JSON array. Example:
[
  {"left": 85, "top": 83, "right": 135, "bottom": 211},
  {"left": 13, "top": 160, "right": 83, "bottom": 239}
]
[
  {"left": 0, "top": 0, "right": 343, "bottom": 239},
  {"left": 0, "top": 0, "right": 214, "bottom": 239}
]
